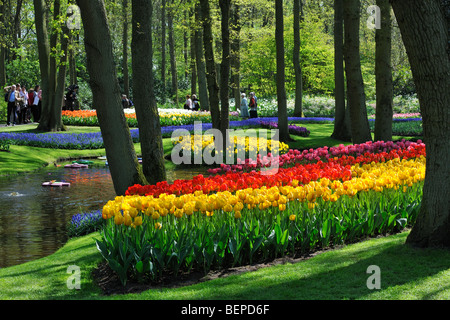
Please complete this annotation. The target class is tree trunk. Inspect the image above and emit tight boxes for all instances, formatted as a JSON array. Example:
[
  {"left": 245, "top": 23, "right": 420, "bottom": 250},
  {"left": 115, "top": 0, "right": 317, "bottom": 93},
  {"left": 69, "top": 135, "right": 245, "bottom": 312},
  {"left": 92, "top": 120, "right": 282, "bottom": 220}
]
[
  {"left": 219, "top": 0, "right": 231, "bottom": 157},
  {"left": 331, "top": 0, "right": 352, "bottom": 141},
  {"left": 293, "top": 0, "right": 303, "bottom": 118},
  {"left": 190, "top": 8, "right": 197, "bottom": 95},
  {"left": 122, "top": 0, "right": 130, "bottom": 98},
  {"left": 195, "top": 3, "right": 209, "bottom": 111},
  {"left": 343, "top": 0, "right": 372, "bottom": 144},
  {"left": 199, "top": 0, "right": 220, "bottom": 129},
  {"left": 230, "top": 3, "right": 241, "bottom": 112},
  {"left": 168, "top": 2, "right": 178, "bottom": 105},
  {"left": 275, "top": 0, "right": 291, "bottom": 143},
  {"left": 374, "top": 0, "right": 393, "bottom": 142},
  {"left": 131, "top": 0, "right": 167, "bottom": 185},
  {"left": 34, "top": 0, "right": 67, "bottom": 132},
  {"left": 161, "top": 0, "right": 166, "bottom": 99},
  {"left": 390, "top": 0, "right": 450, "bottom": 248},
  {"left": 0, "top": 2, "right": 7, "bottom": 88},
  {"left": 77, "top": 0, "right": 147, "bottom": 196}
]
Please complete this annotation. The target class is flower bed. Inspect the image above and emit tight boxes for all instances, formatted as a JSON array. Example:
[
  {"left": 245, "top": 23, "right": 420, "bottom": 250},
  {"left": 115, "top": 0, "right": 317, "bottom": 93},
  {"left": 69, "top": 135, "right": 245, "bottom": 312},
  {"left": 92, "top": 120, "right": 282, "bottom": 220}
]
[
  {"left": 96, "top": 142, "right": 426, "bottom": 286},
  {"left": 259, "top": 120, "right": 311, "bottom": 137},
  {"left": 62, "top": 109, "right": 241, "bottom": 128}
]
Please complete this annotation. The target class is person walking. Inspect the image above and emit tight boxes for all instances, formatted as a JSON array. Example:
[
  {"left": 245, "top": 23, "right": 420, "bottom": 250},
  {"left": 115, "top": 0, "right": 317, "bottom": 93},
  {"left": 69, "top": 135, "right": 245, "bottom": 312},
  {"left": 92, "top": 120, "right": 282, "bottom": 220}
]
[
  {"left": 5, "top": 85, "right": 17, "bottom": 126},
  {"left": 184, "top": 95, "right": 193, "bottom": 110},
  {"left": 14, "top": 84, "right": 24, "bottom": 124},
  {"left": 20, "top": 86, "right": 29, "bottom": 124},
  {"left": 31, "top": 85, "right": 41, "bottom": 123},
  {"left": 240, "top": 93, "right": 249, "bottom": 119},
  {"left": 249, "top": 92, "right": 258, "bottom": 119}
]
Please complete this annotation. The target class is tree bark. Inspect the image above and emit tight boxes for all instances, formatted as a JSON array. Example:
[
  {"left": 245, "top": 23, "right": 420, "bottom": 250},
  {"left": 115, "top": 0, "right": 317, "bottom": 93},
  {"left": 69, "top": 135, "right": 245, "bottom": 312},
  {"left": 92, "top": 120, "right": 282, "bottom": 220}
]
[
  {"left": 275, "top": 0, "right": 291, "bottom": 143},
  {"left": 293, "top": 0, "right": 303, "bottom": 118},
  {"left": 161, "top": 0, "right": 167, "bottom": 99},
  {"left": 195, "top": 3, "right": 209, "bottom": 111},
  {"left": 190, "top": 7, "right": 197, "bottom": 95},
  {"left": 343, "top": 0, "right": 372, "bottom": 144},
  {"left": 77, "top": 0, "right": 147, "bottom": 196},
  {"left": 331, "top": 0, "right": 352, "bottom": 142},
  {"left": 199, "top": 0, "right": 220, "bottom": 129},
  {"left": 168, "top": 2, "right": 178, "bottom": 105},
  {"left": 390, "top": 0, "right": 450, "bottom": 248},
  {"left": 374, "top": 0, "right": 393, "bottom": 142},
  {"left": 0, "top": 2, "right": 7, "bottom": 88},
  {"left": 122, "top": 0, "right": 130, "bottom": 98},
  {"left": 230, "top": 2, "right": 241, "bottom": 112},
  {"left": 219, "top": 0, "right": 231, "bottom": 156},
  {"left": 131, "top": 0, "right": 167, "bottom": 185}
]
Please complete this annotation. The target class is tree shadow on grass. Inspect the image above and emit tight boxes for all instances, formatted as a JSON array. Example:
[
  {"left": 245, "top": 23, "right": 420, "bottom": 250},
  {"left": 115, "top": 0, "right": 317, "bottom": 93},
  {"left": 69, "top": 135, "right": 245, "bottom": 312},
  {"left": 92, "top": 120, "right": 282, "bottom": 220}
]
[{"left": 172, "top": 233, "right": 450, "bottom": 300}]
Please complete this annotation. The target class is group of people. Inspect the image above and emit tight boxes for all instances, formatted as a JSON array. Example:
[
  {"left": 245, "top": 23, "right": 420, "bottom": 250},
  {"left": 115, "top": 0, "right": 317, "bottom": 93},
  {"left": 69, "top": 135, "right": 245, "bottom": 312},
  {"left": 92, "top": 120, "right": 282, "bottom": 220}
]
[
  {"left": 4, "top": 84, "right": 42, "bottom": 126},
  {"left": 184, "top": 94, "right": 200, "bottom": 111},
  {"left": 240, "top": 92, "right": 258, "bottom": 119}
]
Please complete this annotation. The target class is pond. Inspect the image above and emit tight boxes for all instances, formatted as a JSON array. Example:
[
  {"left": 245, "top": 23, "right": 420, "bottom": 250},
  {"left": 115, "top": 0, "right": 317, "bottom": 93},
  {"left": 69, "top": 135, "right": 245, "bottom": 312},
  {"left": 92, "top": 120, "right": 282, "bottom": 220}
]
[{"left": 0, "top": 164, "right": 207, "bottom": 269}]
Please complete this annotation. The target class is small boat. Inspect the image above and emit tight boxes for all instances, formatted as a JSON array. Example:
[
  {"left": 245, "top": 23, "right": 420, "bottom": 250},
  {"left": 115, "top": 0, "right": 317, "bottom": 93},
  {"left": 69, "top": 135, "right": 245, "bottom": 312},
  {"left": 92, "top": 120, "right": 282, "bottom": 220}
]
[
  {"left": 42, "top": 181, "right": 71, "bottom": 187},
  {"left": 72, "top": 159, "right": 94, "bottom": 165},
  {"left": 64, "top": 163, "right": 89, "bottom": 169}
]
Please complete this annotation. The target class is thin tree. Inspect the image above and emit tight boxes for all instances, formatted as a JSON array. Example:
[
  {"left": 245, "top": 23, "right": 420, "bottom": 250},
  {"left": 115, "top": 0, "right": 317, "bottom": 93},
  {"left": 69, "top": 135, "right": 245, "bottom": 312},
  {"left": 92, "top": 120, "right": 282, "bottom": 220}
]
[
  {"left": 230, "top": 2, "right": 241, "bottom": 112},
  {"left": 275, "top": 0, "right": 291, "bottom": 143},
  {"left": 168, "top": 0, "right": 178, "bottom": 105},
  {"left": 33, "top": 0, "right": 69, "bottom": 132},
  {"left": 76, "top": 0, "right": 147, "bottom": 196},
  {"left": 131, "top": 0, "right": 167, "bottom": 185},
  {"left": 219, "top": 0, "right": 231, "bottom": 152},
  {"left": 293, "top": 0, "right": 303, "bottom": 118},
  {"left": 374, "top": 0, "right": 393, "bottom": 142},
  {"left": 331, "top": 0, "right": 352, "bottom": 141},
  {"left": 122, "top": 0, "right": 130, "bottom": 98},
  {"left": 390, "top": 0, "right": 450, "bottom": 248},
  {"left": 199, "top": 0, "right": 220, "bottom": 128},
  {"left": 195, "top": 1, "right": 209, "bottom": 111},
  {"left": 343, "top": 0, "right": 372, "bottom": 144}
]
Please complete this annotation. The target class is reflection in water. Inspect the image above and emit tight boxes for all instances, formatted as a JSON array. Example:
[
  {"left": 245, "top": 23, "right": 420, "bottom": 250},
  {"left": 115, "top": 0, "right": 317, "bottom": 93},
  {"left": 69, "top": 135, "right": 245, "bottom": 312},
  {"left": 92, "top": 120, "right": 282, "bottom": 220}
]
[{"left": 0, "top": 165, "right": 207, "bottom": 268}]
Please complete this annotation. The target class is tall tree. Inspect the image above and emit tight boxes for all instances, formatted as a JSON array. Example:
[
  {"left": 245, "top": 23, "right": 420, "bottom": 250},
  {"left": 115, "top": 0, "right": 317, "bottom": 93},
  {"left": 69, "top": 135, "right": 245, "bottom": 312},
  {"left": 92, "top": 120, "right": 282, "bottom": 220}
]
[
  {"left": 343, "top": 0, "right": 372, "bottom": 144},
  {"left": 122, "top": 0, "right": 130, "bottom": 97},
  {"left": 293, "top": 0, "right": 303, "bottom": 117},
  {"left": 33, "top": 0, "right": 69, "bottom": 132},
  {"left": 0, "top": 1, "right": 7, "bottom": 88},
  {"left": 331, "top": 0, "right": 352, "bottom": 141},
  {"left": 168, "top": 0, "right": 178, "bottom": 105},
  {"left": 199, "top": 0, "right": 220, "bottom": 128},
  {"left": 161, "top": 0, "right": 167, "bottom": 99},
  {"left": 194, "top": 1, "right": 209, "bottom": 111},
  {"left": 230, "top": 2, "right": 241, "bottom": 112},
  {"left": 275, "top": 0, "right": 291, "bottom": 143},
  {"left": 131, "top": 0, "right": 167, "bottom": 185},
  {"left": 219, "top": 0, "right": 231, "bottom": 152},
  {"left": 76, "top": 0, "right": 147, "bottom": 196},
  {"left": 374, "top": 0, "right": 393, "bottom": 142},
  {"left": 390, "top": 0, "right": 450, "bottom": 248}
]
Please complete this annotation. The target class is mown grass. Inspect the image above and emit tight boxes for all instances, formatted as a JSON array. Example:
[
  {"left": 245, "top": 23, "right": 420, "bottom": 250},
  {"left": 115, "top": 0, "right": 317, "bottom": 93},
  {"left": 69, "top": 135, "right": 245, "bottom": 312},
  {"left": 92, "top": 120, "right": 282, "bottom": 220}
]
[{"left": 0, "top": 230, "right": 448, "bottom": 300}]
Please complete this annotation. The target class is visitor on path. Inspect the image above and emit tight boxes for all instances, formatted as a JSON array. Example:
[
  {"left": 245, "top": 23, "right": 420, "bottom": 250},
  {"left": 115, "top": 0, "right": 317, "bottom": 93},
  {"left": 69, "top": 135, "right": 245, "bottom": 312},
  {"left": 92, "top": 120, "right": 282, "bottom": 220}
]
[
  {"left": 28, "top": 89, "right": 35, "bottom": 121},
  {"left": 240, "top": 93, "right": 249, "bottom": 119},
  {"left": 65, "top": 85, "right": 78, "bottom": 111},
  {"left": 122, "top": 94, "right": 130, "bottom": 109},
  {"left": 249, "top": 92, "right": 258, "bottom": 119},
  {"left": 14, "top": 84, "right": 25, "bottom": 124},
  {"left": 192, "top": 94, "right": 200, "bottom": 111},
  {"left": 31, "top": 85, "right": 41, "bottom": 123},
  {"left": 19, "top": 86, "right": 30, "bottom": 124},
  {"left": 5, "top": 85, "right": 17, "bottom": 126},
  {"left": 184, "top": 95, "right": 193, "bottom": 110}
]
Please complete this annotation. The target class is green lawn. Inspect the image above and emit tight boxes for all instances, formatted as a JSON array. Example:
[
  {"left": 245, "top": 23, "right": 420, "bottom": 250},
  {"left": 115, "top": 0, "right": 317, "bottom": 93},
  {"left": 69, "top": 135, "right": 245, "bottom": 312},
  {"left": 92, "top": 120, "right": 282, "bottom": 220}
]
[
  {"left": 0, "top": 122, "right": 441, "bottom": 301},
  {"left": 0, "top": 230, "right": 448, "bottom": 300}
]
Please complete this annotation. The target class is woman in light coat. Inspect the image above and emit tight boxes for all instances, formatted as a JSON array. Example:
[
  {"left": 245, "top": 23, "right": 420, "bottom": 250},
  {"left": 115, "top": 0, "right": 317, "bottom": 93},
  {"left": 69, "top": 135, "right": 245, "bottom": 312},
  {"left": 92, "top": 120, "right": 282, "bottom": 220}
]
[{"left": 240, "top": 93, "right": 249, "bottom": 119}]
